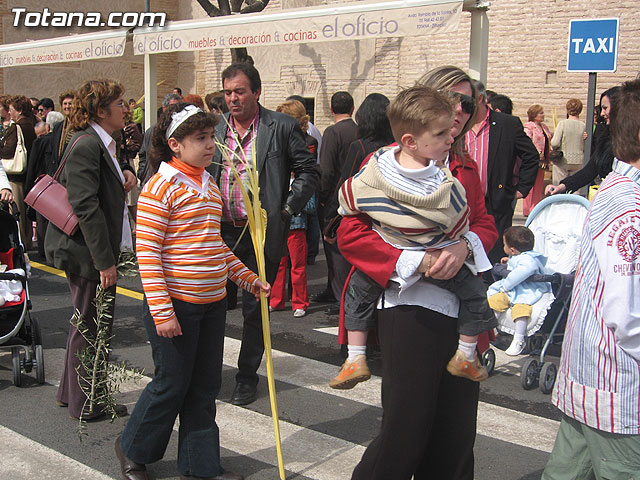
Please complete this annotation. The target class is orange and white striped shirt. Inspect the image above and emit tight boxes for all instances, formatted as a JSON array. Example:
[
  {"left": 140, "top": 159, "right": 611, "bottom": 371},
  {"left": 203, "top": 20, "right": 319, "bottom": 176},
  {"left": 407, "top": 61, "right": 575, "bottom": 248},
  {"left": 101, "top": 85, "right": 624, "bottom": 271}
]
[{"left": 137, "top": 159, "right": 259, "bottom": 325}]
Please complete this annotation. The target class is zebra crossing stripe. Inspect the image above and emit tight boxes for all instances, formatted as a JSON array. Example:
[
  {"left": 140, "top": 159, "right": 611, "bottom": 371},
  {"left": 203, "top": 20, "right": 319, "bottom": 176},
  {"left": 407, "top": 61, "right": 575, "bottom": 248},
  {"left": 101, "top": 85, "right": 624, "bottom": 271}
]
[
  {"left": 215, "top": 402, "right": 365, "bottom": 479},
  {"left": 222, "top": 337, "right": 560, "bottom": 453},
  {"left": 3, "top": 337, "right": 559, "bottom": 480},
  {"left": 120, "top": 337, "right": 559, "bottom": 455},
  {"left": 0, "top": 425, "right": 114, "bottom": 480},
  {"left": 118, "top": 363, "right": 365, "bottom": 479}
]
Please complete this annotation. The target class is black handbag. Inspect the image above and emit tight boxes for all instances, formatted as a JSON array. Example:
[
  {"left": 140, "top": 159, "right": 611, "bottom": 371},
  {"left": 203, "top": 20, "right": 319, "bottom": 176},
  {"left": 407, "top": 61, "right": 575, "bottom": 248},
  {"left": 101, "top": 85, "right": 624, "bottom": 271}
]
[{"left": 549, "top": 148, "right": 564, "bottom": 164}]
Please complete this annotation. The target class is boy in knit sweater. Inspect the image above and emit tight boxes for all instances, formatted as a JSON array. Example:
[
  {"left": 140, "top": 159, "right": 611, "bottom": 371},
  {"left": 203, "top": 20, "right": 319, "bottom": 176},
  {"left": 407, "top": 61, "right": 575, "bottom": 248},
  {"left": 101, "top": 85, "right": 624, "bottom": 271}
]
[{"left": 335, "top": 86, "right": 496, "bottom": 385}]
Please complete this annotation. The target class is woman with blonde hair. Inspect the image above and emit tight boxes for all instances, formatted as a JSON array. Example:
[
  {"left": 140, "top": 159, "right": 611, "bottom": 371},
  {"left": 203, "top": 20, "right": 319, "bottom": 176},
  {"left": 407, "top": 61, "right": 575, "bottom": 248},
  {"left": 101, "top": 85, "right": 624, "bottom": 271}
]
[
  {"left": 550, "top": 98, "right": 585, "bottom": 185},
  {"left": 276, "top": 99, "right": 316, "bottom": 155},
  {"left": 340, "top": 65, "right": 497, "bottom": 479},
  {"left": 523, "top": 104, "right": 552, "bottom": 215},
  {"left": 45, "top": 79, "right": 137, "bottom": 420}
]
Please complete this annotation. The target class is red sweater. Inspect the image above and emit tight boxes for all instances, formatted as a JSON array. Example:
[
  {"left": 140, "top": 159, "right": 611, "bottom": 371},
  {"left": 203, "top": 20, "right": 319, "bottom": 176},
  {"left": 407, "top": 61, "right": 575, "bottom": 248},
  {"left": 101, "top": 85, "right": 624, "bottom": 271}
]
[{"left": 336, "top": 151, "right": 498, "bottom": 343}]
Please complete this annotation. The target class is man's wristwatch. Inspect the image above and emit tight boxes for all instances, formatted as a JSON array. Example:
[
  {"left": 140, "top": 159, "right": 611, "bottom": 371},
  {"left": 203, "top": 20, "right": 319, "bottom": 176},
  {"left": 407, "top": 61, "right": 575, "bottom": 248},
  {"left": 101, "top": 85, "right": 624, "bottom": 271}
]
[
  {"left": 462, "top": 236, "right": 473, "bottom": 260},
  {"left": 283, "top": 204, "right": 295, "bottom": 216}
]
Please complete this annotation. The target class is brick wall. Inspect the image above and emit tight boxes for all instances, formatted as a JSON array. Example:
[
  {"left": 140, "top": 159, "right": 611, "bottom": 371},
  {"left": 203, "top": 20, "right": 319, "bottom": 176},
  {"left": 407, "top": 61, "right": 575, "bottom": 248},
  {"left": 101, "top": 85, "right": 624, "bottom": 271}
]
[
  {"left": 152, "top": 0, "right": 180, "bottom": 106},
  {"left": 480, "top": 0, "right": 639, "bottom": 122},
  {"left": 0, "top": 0, "right": 6, "bottom": 95},
  {"left": 0, "top": 0, "right": 180, "bottom": 108},
  {"left": 2, "top": 1, "right": 637, "bottom": 131},
  {"left": 219, "top": 0, "right": 636, "bottom": 130}
]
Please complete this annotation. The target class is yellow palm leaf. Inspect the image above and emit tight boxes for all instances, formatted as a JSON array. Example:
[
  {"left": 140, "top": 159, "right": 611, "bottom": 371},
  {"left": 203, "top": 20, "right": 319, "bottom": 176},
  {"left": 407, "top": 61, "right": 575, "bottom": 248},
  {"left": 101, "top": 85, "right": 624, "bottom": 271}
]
[{"left": 214, "top": 116, "right": 285, "bottom": 480}]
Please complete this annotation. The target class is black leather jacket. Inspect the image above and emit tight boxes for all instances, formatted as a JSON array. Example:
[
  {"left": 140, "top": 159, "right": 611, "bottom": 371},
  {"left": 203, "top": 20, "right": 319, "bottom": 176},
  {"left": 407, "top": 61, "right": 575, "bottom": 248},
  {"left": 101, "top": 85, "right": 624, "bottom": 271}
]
[{"left": 209, "top": 105, "right": 319, "bottom": 265}]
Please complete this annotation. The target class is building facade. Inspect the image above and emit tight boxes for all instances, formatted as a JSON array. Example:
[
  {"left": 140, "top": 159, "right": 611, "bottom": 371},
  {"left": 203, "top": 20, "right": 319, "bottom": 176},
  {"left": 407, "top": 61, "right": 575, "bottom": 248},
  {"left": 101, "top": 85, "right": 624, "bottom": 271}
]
[{"left": 1, "top": 0, "right": 638, "bottom": 130}]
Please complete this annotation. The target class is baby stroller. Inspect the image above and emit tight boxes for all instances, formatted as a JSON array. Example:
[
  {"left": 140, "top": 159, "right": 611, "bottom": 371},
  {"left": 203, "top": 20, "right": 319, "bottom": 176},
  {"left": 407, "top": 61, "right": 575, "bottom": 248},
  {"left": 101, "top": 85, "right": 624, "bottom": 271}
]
[
  {"left": 490, "top": 194, "right": 590, "bottom": 393},
  {"left": 0, "top": 202, "right": 44, "bottom": 386}
]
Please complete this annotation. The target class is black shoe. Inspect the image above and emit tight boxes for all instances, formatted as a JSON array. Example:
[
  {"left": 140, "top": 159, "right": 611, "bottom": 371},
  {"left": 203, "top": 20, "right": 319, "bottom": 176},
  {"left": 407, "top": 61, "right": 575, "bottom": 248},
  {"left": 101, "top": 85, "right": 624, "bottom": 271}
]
[
  {"left": 115, "top": 435, "right": 149, "bottom": 480},
  {"left": 77, "top": 403, "right": 128, "bottom": 421},
  {"left": 311, "top": 289, "right": 336, "bottom": 303},
  {"left": 324, "top": 303, "right": 340, "bottom": 316},
  {"left": 230, "top": 382, "right": 257, "bottom": 406}
]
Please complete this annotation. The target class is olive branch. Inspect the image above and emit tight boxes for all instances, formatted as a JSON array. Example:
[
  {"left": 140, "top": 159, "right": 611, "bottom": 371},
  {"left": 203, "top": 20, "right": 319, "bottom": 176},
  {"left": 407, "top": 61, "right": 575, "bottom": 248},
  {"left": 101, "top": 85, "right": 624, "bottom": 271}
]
[{"left": 73, "top": 249, "right": 143, "bottom": 439}]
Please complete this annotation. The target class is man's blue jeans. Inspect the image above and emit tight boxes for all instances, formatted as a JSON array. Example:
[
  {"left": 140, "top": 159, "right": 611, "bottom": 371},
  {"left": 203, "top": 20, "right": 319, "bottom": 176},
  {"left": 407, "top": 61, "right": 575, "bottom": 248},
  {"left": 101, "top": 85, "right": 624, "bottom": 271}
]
[{"left": 120, "top": 296, "right": 227, "bottom": 477}]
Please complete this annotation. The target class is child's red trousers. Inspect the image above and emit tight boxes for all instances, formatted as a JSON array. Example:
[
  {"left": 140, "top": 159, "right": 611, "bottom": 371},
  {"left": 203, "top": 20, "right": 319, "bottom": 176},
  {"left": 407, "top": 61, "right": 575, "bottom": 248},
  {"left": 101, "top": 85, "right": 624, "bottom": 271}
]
[{"left": 270, "top": 229, "right": 309, "bottom": 311}]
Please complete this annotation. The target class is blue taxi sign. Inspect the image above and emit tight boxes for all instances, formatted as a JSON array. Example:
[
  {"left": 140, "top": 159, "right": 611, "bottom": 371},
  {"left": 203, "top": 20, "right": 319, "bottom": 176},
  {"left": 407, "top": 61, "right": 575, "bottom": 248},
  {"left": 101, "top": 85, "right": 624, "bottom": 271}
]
[{"left": 567, "top": 18, "right": 619, "bottom": 72}]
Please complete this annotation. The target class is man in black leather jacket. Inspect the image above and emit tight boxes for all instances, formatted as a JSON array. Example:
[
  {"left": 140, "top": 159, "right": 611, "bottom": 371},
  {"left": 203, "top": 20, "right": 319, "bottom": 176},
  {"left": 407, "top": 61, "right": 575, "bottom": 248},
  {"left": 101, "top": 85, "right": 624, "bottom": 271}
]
[{"left": 208, "top": 63, "right": 318, "bottom": 406}]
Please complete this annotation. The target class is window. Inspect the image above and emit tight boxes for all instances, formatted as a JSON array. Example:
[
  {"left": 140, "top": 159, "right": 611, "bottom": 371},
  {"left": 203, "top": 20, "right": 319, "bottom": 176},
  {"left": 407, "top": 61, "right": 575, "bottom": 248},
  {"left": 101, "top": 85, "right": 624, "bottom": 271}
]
[{"left": 301, "top": 97, "right": 315, "bottom": 123}]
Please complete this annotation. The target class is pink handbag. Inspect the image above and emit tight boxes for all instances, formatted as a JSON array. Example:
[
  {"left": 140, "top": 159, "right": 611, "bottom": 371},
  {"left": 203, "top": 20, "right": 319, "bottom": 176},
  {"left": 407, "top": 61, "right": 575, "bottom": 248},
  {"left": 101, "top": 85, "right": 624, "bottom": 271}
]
[{"left": 24, "top": 135, "right": 89, "bottom": 236}]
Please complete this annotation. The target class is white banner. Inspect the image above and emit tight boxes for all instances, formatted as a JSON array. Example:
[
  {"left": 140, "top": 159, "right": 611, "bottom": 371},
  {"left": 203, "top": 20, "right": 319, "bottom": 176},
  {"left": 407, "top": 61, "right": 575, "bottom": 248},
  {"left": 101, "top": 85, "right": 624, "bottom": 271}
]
[
  {"left": 0, "top": 30, "right": 128, "bottom": 68},
  {"left": 133, "top": 0, "right": 462, "bottom": 55}
]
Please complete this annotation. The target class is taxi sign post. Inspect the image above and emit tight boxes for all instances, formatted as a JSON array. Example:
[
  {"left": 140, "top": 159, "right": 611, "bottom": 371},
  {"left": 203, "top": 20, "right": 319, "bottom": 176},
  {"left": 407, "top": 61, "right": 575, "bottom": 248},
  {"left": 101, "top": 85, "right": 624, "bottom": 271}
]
[{"left": 567, "top": 18, "right": 619, "bottom": 175}]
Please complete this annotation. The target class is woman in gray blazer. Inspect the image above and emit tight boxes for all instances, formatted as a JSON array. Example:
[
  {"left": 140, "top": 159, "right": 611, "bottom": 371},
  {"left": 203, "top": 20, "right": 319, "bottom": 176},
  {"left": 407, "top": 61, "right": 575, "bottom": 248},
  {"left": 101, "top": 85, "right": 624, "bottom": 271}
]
[{"left": 45, "top": 79, "right": 137, "bottom": 420}]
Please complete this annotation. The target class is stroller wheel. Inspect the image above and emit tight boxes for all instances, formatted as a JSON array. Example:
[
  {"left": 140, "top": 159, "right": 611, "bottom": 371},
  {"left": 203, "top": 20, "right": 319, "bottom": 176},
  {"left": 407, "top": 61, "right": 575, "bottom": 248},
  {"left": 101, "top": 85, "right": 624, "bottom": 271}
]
[
  {"left": 23, "top": 348, "right": 33, "bottom": 373},
  {"left": 11, "top": 347, "right": 22, "bottom": 387},
  {"left": 521, "top": 358, "right": 539, "bottom": 390},
  {"left": 35, "top": 344, "right": 45, "bottom": 384},
  {"left": 482, "top": 348, "right": 496, "bottom": 376},
  {"left": 539, "top": 362, "right": 557, "bottom": 394},
  {"left": 29, "top": 317, "right": 43, "bottom": 377}
]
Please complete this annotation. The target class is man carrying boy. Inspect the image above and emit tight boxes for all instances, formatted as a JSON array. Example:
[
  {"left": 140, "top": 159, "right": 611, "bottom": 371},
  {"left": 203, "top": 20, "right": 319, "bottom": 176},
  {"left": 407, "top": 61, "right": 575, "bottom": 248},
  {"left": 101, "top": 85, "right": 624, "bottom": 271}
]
[{"left": 336, "top": 86, "right": 496, "bottom": 386}]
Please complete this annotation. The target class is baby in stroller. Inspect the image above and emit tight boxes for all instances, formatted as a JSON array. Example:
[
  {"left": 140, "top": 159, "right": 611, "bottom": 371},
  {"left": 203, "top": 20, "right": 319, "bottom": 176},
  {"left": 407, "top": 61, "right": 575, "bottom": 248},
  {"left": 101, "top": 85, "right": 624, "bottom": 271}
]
[
  {"left": 0, "top": 266, "right": 24, "bottom": 306},
  {"left": 487, "top": 226, "right": 552, "bottom": 355}
]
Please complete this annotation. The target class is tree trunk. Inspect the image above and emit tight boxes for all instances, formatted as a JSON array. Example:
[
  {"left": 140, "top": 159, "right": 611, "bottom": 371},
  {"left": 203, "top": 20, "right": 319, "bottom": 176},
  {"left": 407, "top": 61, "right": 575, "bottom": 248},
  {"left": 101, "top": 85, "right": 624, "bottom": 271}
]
[
  {"left": 231, "top": 48, "right": 253, "bottom": 64},
  {"left": 196, "top": 0, "right": 271, "bottom": 65}
]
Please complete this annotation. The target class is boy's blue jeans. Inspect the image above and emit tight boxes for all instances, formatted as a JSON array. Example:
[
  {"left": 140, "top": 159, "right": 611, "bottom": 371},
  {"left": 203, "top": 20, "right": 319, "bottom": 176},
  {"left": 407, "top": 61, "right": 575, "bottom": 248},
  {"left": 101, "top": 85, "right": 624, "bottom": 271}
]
[{"left": 120, "top": 296, "right": 227, "bottom": 477}]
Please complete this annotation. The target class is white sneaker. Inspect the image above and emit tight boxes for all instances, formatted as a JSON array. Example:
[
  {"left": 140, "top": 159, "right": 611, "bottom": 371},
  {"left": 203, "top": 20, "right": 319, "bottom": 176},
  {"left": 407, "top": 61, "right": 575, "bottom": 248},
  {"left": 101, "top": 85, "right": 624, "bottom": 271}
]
[
  {"left": 505, "top": 338, "right": 526, "bottom": 356},
  {"left": 293, "top": 309, "right": 306, "bottom": 318}
]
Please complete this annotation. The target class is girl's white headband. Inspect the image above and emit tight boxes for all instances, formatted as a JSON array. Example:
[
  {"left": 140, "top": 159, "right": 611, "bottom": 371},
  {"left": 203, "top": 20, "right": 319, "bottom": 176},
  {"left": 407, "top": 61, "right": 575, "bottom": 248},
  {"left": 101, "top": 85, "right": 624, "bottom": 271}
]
[{"left": 165, "top": 105, "right": 203, "bottom": 140}]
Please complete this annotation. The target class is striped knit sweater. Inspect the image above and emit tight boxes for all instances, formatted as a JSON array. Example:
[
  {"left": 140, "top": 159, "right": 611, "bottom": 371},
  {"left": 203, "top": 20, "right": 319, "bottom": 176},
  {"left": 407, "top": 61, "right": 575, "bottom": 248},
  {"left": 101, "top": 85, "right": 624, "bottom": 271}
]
[
  {"left": 137, "top": 161, "right": 259, "bottom": 325},
  {"left": 338, "top": 148, "right": 470, "bottom": 249}
]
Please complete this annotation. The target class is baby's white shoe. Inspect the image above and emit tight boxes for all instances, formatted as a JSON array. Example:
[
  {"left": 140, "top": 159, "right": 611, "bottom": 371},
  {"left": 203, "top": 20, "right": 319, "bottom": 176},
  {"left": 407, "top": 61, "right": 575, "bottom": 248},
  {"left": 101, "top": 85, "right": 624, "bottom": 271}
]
[{"left": 505, "top": 337, "right": 526, "bottom": 356}]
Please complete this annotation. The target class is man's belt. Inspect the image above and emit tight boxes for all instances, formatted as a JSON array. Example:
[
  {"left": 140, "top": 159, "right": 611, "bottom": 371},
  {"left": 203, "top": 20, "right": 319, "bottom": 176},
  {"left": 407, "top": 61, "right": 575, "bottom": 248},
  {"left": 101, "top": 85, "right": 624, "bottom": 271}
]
[{"left": 223, "top": 218, "right": 248, "bottom": 228}]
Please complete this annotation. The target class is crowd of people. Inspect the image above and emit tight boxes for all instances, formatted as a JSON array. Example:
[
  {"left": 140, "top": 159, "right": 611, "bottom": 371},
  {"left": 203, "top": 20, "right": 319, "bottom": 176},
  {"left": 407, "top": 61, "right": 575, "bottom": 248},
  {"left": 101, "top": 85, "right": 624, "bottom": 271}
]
[{"left": 1, "top": 62, "right": 638, "bottom": 480}]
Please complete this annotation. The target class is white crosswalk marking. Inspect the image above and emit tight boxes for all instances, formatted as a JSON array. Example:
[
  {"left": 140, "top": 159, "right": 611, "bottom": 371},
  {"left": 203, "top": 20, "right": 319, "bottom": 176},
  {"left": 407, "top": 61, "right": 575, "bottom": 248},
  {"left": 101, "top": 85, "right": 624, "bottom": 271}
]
[
  {"left": 221, "top": 338, "right": 559, "bottom": 453},
  {"left": 216, "top": 403, "right": 366, "bottom": 480},
  {"left": 0, "top": 425, "right": 114, "bottom": 480},
  {"left": 313, "top": 326, "right": 339, "bottom": 336},
  {"left": 119, "top": 369, "right": 365, "bottom": 480},
  {"left": 1, "top": 336, "right": 560, "bottom": 479}
]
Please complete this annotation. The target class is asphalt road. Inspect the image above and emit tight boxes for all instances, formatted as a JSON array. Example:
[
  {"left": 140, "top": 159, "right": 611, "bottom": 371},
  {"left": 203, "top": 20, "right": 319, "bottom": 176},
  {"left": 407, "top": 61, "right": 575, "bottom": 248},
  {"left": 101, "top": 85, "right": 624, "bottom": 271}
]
[{"left": 0, "top": 240, "right": 562, "bottom": 480}]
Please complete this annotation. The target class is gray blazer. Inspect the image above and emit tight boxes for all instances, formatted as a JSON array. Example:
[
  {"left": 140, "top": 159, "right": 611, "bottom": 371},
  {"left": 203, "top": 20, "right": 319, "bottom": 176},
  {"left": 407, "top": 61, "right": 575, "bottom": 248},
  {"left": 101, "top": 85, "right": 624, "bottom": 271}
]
[
  {"left": 208, "top": 105, "right": 319, "bottom": 265},
  {"left": 45, "top": 125, "right": 133, "bottom": 281}
]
